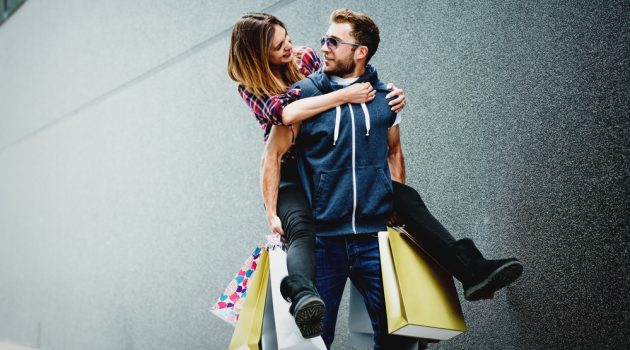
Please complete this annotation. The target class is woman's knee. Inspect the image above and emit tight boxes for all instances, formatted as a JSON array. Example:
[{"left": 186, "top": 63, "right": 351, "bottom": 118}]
[
  {"left": 282, "top": 207, "right": 314, "bottom": 228},
  {"left": 282, "top": 209, "right": 316, "bottom": 242},
  {"left": 392, "top": 181, "right": 427, "bottom": 208}
]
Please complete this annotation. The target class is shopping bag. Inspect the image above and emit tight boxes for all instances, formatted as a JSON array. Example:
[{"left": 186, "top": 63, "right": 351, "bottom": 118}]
[
  {"left": 347, "top": 282, "right": 421, "bottom": 350},
  {"left": 347, "top": 283, "right": 375, "bottom": 348},
  {"left": 379, "top": 226, "right": 467, "bottom": 340},
  {"left": 228, "top": 248, "right": 270, "bottom": 350},
  {"left": 263, "top": 245, "right": 327, "bottom": 350},
  {"left": 211, "top": 245, "right": 266, "bottom": 326}
]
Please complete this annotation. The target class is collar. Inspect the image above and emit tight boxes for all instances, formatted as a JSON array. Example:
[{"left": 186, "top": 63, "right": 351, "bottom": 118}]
[{"left": 331, "top": 75, "right": 359, "bottom": 86}]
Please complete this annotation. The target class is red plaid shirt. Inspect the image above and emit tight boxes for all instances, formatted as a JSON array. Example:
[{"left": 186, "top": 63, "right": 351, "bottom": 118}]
[{"left": 237, "top": 46, "right": 322, "bottom": 142}]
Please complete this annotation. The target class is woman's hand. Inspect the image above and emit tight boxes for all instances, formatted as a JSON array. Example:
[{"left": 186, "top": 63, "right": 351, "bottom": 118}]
[
  {"left": 343, "top": 82, "right": 376, "bottom": 104},
  {"left": 386, "top": 83, "right": 406, "bottom": 113}
]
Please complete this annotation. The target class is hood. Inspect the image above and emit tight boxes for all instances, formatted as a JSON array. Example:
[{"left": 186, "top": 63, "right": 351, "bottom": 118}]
[
  {"left": 307, "top": 64, "right": 390, "bottom": 93},
  {"left": 305, "top": 64, "right": 393, "bottom": 145}
]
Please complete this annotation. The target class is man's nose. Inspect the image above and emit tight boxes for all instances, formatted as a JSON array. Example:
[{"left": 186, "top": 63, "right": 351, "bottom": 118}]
[{"left": 321, "top": 43, "right": 330, "bottom": 54}]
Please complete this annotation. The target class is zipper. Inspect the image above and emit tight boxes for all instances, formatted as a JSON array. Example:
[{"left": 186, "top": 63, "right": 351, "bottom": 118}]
[{"left": 348, "top": 103, "right": 357, "bottom": 234}]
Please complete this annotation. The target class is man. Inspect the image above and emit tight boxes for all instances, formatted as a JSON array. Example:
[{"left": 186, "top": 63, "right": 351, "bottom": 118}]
[
  {"left": 263, "top": 8, "right": 522, "bottom": 348},
  {"left": 264, "top": 9, "right": 423, "bottom": 349}
]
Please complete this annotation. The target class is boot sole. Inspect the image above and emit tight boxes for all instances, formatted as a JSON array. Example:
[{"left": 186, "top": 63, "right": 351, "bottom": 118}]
[
  {"left": 295, "top": 320, "right": 324, "bottom": 339},
  {"left": 465, "top": 260, "right": 523, "bottom": 301},
  {"left": 294, "top": 297, "right": 325, "bottom": 338}
]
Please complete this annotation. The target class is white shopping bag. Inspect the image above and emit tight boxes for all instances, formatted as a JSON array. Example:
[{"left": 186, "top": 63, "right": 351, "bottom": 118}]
[
  {"left": 348, "top": 283, "right": 375, "bottom": 348},
  {"left": 261, "top": 246, "right": 327, "bottom": 350}
]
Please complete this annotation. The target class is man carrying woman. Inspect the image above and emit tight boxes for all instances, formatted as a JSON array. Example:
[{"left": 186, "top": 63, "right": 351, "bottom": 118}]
[{"left": 228, "top": 8, "right": 523, "bottom": 346}]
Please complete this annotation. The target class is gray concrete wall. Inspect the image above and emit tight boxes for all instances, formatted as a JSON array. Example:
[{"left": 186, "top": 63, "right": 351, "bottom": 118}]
[{"left": 0, "top": 0, "right": 627, "bottom": 349}]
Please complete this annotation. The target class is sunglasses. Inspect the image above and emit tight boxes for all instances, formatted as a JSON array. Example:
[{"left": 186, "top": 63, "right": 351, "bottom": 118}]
[{"left": 320, "top": 36, "right": 364, "bottom": 50}]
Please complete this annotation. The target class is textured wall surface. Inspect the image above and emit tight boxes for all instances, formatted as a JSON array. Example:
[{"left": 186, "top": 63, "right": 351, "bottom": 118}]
[{"left": 0, "top": 0, "right": 628, "bottom": 349}]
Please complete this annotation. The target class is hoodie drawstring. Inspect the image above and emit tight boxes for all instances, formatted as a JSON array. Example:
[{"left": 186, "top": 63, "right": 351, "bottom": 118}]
[
  {"left": 333, "top": 106, "right": 341, "bottom": 145},
  {"left": 333, "top": 103, "right": 372, "bottom": 145},
  {"left": 361, "top": 103, "right": 370, "bottom": 136}
]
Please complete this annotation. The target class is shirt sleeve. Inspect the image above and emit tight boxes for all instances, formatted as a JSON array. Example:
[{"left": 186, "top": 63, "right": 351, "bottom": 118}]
[
  {"left": 238, "top": 85, "right": 301, "bottom": 126},
  {"left": 297, "top": 46, "right": 322, "bottom": 76},
  {"left": 391, "top": 112, "right": 402, "bottom": 127}
]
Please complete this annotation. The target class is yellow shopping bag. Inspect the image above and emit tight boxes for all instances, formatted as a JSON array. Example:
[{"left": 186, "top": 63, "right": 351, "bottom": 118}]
[
  {"left": 228, "top": 248, "right": 270, "bottom": 350},
  {"left": 379, "top": 227, "right": 467, "bottom": 340}
]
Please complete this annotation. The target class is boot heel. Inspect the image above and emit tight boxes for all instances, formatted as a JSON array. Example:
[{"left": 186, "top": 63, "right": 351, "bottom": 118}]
[
  {"left": 294, "top": 297, "right": 325, "bottom": 338},
  {"left": 464, "top": 260, "right": 523, "bottom": 301}
]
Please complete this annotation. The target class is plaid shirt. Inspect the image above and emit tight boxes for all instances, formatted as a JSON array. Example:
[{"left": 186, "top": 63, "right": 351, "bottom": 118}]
[{"left": 237, "top": 46, "right": 322, "bottom": 142}]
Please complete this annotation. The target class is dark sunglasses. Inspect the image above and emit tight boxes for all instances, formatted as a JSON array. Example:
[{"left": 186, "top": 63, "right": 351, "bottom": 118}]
[{"left": 320, "top": 36, "right": 364, "bottom": 50}]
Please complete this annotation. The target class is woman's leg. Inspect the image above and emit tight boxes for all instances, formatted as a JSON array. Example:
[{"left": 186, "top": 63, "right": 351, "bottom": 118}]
[
  {"left": 391, "top": 181, "right": 458, "bottom": 270},
  {"left": 276, "top": 181, "right": 324, "bottom": 338},
  {"left": 392, "top": 181, "right": 523, "bottom": 301},
  {"left": 277, "top": 181, "right": 316, "bottom": 281}
]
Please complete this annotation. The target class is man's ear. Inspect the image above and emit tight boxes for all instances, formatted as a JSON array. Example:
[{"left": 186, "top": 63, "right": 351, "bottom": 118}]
[{"left": 355, "top": 46, "right": 369, "bottom": 60}]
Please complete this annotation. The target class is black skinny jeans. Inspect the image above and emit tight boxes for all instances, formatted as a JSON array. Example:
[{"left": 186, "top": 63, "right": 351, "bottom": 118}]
[
  {"left": 277, "top": 178, "right": 460, "bottom": 284},
  {"left": 277, "top": 180, "right": 317, "bottom": 281},
  {"left": 391, "top": 181, "right": 460, "bottom": 275}
]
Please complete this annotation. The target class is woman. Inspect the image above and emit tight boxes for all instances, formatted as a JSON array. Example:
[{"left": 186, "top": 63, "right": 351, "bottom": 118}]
[{"left": 227, "top": 12, "right": 522, "bottom": 339}]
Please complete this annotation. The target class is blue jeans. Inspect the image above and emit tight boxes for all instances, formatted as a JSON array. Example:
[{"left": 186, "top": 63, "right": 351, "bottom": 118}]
[{"left": 315, "top": 234, "right": 423, "bottom": 350}]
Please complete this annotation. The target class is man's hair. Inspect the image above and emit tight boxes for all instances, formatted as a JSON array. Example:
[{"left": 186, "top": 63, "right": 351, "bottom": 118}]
[
  {"left": 227, "top": 12, "right": 304, "bottom": 96},
  {"left": 330, "top": 8, "right": 380, "bottom": 63}
]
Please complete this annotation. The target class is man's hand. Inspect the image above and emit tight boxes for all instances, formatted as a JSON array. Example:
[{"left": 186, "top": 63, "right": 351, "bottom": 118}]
[
  {"left": 267, "top": 214, "right": 287, "bottom": 243},
  {"left": 387, "top": 211, "right": 402, "bottom": 227},
  {"left": 386, "top": 83, "right": 406, "bottom": 113},
  {"left": 267, "top": 213, "right": 285, "bottom": 236}
]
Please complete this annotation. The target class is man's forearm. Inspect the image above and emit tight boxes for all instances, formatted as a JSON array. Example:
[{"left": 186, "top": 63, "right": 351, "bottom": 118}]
[
  {"left": 388, "top": 148, "right": 406, "bottom": 184},
  {"left": 387, "top": 125, "right": 406, "bottom": 184},
  {"left": 261, "top": 149, "right": 282, "bottom": 218},
  {"left": 260, "top": 125, "right": 295, "bottom": 223}
]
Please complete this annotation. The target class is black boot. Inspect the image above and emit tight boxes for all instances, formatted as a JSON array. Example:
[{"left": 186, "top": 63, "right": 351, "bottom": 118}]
[
  {"left": 280, "top": 274, "right": 325, "bottom": 338},
  {"left": 452, "top": 239, "right": 523, "bottom": 301}
]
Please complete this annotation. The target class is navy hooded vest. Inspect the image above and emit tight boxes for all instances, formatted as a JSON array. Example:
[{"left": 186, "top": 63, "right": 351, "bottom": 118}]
[{"left": 291, "top": 65, "right": 398, "bottom": 236}]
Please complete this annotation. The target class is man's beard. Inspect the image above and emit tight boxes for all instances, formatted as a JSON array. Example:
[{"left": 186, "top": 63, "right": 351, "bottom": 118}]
[{"left": 324, "top": 54, "right": 356, "bottom": 77}]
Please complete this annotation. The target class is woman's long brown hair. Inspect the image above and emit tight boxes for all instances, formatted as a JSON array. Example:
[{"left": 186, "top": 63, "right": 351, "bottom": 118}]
[{"left": 228, "top": 13, "right": 305, "bottom": 97}]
